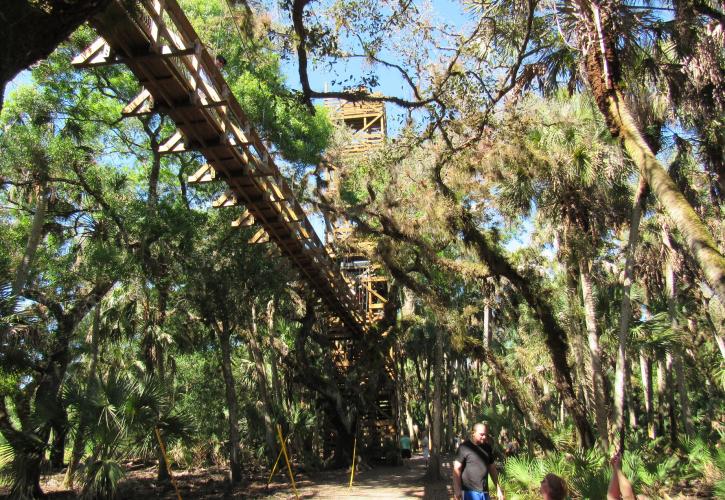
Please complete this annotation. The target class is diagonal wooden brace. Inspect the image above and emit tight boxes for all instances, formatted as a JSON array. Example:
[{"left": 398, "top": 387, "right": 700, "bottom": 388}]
[
  {"left": 212, "top": 191, "right": 239, "bottom": 208},
  {"left": 188, "top": 163, "right": 216, "bottom": 184},
  {"left": 71, "top": 37, "right": 112, "bottom": 68},
  {"left": 249, "top": 228, "right": 269, "bottom": 244},
  {"left": 231, "top": 210, "right": 254, "bottom": 228},
  {"left": 122, "top": 89, "right": 154, "bottom": 117},
  {"left": 158, "top": 131, "right": 187, "bottom": 154}
]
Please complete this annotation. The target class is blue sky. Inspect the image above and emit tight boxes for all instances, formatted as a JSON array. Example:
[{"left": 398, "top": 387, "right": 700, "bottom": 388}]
[
  {"left": 275, "top": 0, "right": 473, "bottom": 136},
  {"left": 269, "top": 0, "right": 476, "bottom": 242},
  {"left": 4, "top": 70, "right": 32, "bottom": 101}
]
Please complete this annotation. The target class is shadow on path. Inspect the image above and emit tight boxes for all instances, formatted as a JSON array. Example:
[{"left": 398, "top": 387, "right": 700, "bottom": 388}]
[{"left": 261, "top": 453, "right": 453, "bottom": 499}]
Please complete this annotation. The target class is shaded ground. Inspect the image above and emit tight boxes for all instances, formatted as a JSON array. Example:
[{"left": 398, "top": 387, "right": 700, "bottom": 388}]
[
  {"left": 1, "top": 453, "right": 453, "bottom": 499},
  {"left": 257, "top": 454, "right": 452, "bottom": 499}
]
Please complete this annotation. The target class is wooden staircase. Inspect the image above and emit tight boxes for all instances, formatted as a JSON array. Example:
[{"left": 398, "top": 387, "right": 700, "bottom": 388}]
[{"left": 323, "top": 95, "right": 398, "bottom": 462}]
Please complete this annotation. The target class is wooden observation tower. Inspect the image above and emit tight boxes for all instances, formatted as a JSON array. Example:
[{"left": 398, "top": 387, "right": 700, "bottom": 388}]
[
  {"left": 325, "top": 93, "right": 388, "bottom": 324},
  {"left": 322, "top": 93, "right": 396, "bottom": 461}
]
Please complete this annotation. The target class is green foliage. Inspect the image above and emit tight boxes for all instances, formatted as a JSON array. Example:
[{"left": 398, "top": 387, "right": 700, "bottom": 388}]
[
  {"left": 1, "top": 0, "right": 723, "bottom": 496},
  {"left": 340, "top": 153, "right": 393, "bottom": 206},
  {"left": 500, "top": 447, "right": 680, "bottom": 499},
  {"left": 178, "top": 0, "right": 332, "bottom": 166},
  {"left": 80, "top": 459, "right": 125, "bottom": 499}
]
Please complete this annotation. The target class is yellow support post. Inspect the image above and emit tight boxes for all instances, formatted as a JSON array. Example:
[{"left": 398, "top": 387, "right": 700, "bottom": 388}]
[
  {"left": 154, "top": 427, "right": 182, "bottom": 500},
  {"left": 267, "top": 429, "right": 293, "bottom": 487},
  {"left": 348, "top": 434, "right": 358, "bottom": 489},
  {"left": 276, "top": 424, "right": 299, "bottom": 499},
  {"left": 267, "top": 447, "right": 284, "bottom": 486}
]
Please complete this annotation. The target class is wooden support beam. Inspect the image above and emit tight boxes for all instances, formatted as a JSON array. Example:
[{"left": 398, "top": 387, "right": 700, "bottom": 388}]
[
  {"left": 249, "top": 228, "right": 269, "bottom": 244},
  {"left": 188, "top": 163, "right": 216, "bottom": 184},
  {"left": 248, "top": 152, "right": 274, "bottom": 176},
  {"left": 154, "top": 98, "right": 228, "bottom": 113},
  {"left": 122, "top": 89, "right": 154, "bottom": 117},
  {"left": 212, "top": 191, "right": 239, "bottom": 208},
  {"left": 71, "top": 37, "right": 111, "bottom": 68},
  {"left": 158, "top": 131, "right": 186, "bottom": 154},
  {"left": 73, "top": 38, "right": 197, "bottom": 68},
  {"left": 231, "top": 210, "right": 254, "bottom": 227}
]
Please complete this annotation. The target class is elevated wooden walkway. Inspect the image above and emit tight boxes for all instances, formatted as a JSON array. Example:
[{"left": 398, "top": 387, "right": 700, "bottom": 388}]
[{"left": 73, "top": 0, "right": 365, "bottom": 335}]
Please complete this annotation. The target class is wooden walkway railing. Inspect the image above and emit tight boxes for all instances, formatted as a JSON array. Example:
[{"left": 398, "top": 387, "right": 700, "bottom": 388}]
[{"left": 73, "top": 0, "right": 365, "bottom": 335}]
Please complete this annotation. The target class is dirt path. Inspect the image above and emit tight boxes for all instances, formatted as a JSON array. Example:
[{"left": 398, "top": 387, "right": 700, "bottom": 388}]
[
  {"left": 4, "top": 453, "right": 453, "bottom": 499},
  {"left": 257, "top": 454, "right": 453, "bottom": 500}
]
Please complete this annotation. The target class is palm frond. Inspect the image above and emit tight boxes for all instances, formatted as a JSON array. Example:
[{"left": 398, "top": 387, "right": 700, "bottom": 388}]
[
  {"left": 80, "top": 458, "right": 125, "bottom": 499},
  {"left": 503, "top": 455, "right": 537, "bottom": 489}
]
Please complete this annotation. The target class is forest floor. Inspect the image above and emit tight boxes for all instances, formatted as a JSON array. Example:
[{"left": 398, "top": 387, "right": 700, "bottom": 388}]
[
  {"left": 252, "top": 453, "right": 452, "bottom": 499},
  {"left": 4, "top": 452, "right": 453, "bottom": 499}
]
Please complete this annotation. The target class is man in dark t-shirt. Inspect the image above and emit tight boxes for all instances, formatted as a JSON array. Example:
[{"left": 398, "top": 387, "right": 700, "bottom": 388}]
[{"left": 452, "top": 422, "right": 504, "bottom": 500}]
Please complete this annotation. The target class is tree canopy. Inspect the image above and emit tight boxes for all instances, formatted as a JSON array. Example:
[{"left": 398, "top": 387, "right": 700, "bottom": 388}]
[{"left": 0, "top": 0, "right": 723, "bottom": 498}]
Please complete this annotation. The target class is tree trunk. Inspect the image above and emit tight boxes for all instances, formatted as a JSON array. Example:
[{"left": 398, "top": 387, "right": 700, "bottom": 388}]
[
  {"left": 665, "top": 353, "right": 677, "bottom": 445},
  {"left": 715, "top": 332, "right": 725, "bottom": 360},
  {"left": 565, "top": 268, "right": 589, "bottom": 408},
  {"left": 579, "top": 259, "right": 609, "bottom": 451},
  {"left": 396, "top": 341, "right": 415, "bottom": 449},
  {"left": 218, "top": 326, "right": 243, "bottom": 483},
  {"left": 625, "top": 361, "right": 637, "bottom": 433},
  {"left": 478, "top": 346, "right": 556, "bottom": 451},
  {"left": 481, "top": 303, "right": 492, "bottom": 406},
  {"left": 458, "top": 213, "right": 595, "bottom": 447},
  {"left": 266, "top": 301, "right": 285, "bottom": 412},
  {"left": 613, "top": 176, "right": 647, "bottom": 448},
  {"left": 662, "top": 227, "right": 694, "bottom": 441},
  {"left": 247, "top": 304, "right": 277, "bottom": 462},
  {"left": 24, "top": 348, "right": 71, "bottom": 497},
  {"left": 673, "top": 352, "right": 693, "bottom": 436},
  {"left": 154, "top": 288, "right": 170, "bottom": 482},
  {"left": 65, "top": 305, "right": 102, "bottom": 487},
  {"left": 14, "top": 282, "right": 112, "bottom": 494},
  {"left": 330, "top": 411, "right": 355, "bottom": 468},
  {"left": 425, "top": 326, "right": 444, "bottom": 481},
  {"left": 50, "top": 413, "right": 68, "bottom": 469},
  {"left": 429, "top": 165, "right": 594, "bottom": 447},
  {"left": 575, "top": 0, "right": 725, "bottom": 303},
  {"left": 655, "top": 358, "right": 666, "bottom": 437},
  {"left": 413, "top": 355, "right": 432, "bottom": 438},
  {"left": 445, "top": 354, "right": 454, "bottom": 452},
  {"left": 11, "top": 179, "right": 49, "bottom": 298},
  {"left": 12, "top": 454, "right": 45, "bottom": 499},
  {"left": 639, "top": 353, "right": 655, "bottom": 439},
  {"left": 662, "top": 230, "right": 679, "bottom": 446}
]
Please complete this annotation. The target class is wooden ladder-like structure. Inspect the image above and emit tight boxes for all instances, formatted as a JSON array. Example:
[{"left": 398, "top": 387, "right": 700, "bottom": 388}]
[
  {"left": 73, "top": 0, "right": 366, "bottom": 336},
  {"left": 323, "top": 96, "right": 397, "bottom": 461}
]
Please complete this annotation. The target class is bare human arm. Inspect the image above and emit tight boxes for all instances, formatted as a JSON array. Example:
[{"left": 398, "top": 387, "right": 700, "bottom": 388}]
[
  {"left": 608, "top": 454, "right": 637, "bottom": 500},
  {"left": 489, "top": 462, "right": 505, "bottom": 499},
  {"left": 452, "top": 460, "right": 464, "bottom": 500},
  {"left": 488, "top": 463, "right": 504, "bottom": 500}
]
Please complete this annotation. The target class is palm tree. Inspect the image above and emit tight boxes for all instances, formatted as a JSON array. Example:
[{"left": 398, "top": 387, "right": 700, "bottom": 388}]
[
  {"left": 489, "top": 91, "right": 633, "bottom": 449},
  {"left": 63, "top": 370, "right": 191, "bottom": 498},
  {"left": 568, "top": 0, "right": 725, "bottom": 302}
]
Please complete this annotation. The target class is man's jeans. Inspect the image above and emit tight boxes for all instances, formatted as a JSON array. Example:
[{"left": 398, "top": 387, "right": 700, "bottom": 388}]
[{"left": 463, "top": 491, "right": 490, "bottom": 500}]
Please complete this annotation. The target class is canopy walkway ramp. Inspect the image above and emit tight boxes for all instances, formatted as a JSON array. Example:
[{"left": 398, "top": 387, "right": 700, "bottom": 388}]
[
  {"left": 73, "top": 0, "right": 366, "bottom": 336},
  {"left": 73, "top": 0, "right": 397, "bottom": 461}
]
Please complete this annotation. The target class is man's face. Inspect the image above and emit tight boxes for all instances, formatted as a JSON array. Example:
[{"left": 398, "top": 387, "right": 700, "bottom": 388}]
[{"left": 473, "top": 425, "right": 489, "bottom": 445}]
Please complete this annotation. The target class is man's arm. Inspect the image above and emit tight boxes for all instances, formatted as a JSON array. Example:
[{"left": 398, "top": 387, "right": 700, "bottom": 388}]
[
  {"left": 489, "top": 463, "right": 504, "bottom": 499},
  {"left": 452, "top": 461, "right": 464, "bottom": 500},
  {"left": 608, "top": 454, "right": 636, "bottom": 500}
]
